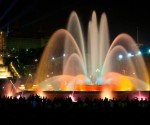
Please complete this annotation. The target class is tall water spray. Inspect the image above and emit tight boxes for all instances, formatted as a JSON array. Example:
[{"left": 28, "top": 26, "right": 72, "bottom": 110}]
[{"left": 34, "top": 11, "right": 150, "bottom": 91}]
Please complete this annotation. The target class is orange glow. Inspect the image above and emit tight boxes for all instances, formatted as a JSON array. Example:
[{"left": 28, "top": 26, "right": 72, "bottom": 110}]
[
  {"left": 26, "top": 72, "right": 147, "bottom": 92},
  {"left": 36, "top": 91, "right": 46, "bottom": 98},
  {"left": 58, "top": 73, "right": 134, "bottom": 91},
  {"left": 100, "top": 88, "right": 113, "bottom": 99},
  {"left": 103, "top": 72, "right": 134, "bottom": 91},
  {"left": 74, "top": 84, "right": 104, "bottom": 91},
  {"left": 117, "top": 77, "right": 133, "bottom": 91},
  {"left": 61, "top": 84, "right": 67, "bottom": 91},
  {"left": 7, "top": 92, "right": 12, "bottom": 97}
]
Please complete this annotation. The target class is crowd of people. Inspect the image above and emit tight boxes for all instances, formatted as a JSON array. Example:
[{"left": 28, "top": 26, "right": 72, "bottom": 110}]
[{"left": 0, "top": 94, "right": 150, "bottom": 124}]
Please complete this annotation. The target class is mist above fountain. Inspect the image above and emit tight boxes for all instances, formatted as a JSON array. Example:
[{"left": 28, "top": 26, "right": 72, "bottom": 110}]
[{"left": 34, "top": 11, "right": 150, "bottom": 91}]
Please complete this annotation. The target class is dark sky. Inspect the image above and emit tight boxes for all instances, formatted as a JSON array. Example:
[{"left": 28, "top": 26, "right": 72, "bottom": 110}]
[{"left": 1, "top": 0, "right": 150, "bottom": 44}]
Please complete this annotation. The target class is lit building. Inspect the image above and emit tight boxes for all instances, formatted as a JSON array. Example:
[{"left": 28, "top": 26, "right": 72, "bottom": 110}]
[
  {"left": 0, "top": 31, "right": 12, "bottom": 79},
  {"left": 0, "top": 56, "right": 12, "bottom": 79}
]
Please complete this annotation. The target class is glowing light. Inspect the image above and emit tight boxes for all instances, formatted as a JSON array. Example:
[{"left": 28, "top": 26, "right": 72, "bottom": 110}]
[
  {"left": 118, "top": 77, "right": 133, "bottom": 91},
  {"left": 52, "top": 57, "right": 55, "bottom": 60},
  {"left": 63, "top": 53, "right": 66, "bottom": 57},
  {"left": 100, "top": 88, "right": 113, "bottom": 99},
  {"left": 134, "top": 91, "right": 148, "bottom": 101},
  {"left": 127, "top": 53, "right": 134, "bottom": 57},
  {"left": 19, "top": 84, "right": 25, "bottom": 90},
  {"left": 28, "top": 73, "right": 32, "bottom": 77},
  {"left": 37, "top": 91, "right": 46, "bottom": 98},
  {"left": 148, "top": 49, "right": 150, "bottom": 54},
  {"left": 33, "top": 84, "right": 38, "bottom": 87},
  {"left": 7, "top": 92, "right": 12, "bottom": 97},
  {"left": 34, "top": 59, "right": 38, "bottom": 62},
  {"left": 103, "top": 72, "right": 133, "bottom": 91},
  {"left": 69, "top": 94, "right": 77, "bottom": 102},
  {"left": 137, "top": 51, "right": 142, "bottom": 55},
  {"left": 16, "top": 95, "right": 20, "bottom": 99},
  {"left": 118, "top": 54, "right": 123, "bottom": 60}
]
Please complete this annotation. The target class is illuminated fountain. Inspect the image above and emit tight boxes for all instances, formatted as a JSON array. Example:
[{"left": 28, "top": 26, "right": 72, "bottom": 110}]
[{"left": 34, "top": 11, "right": 150, "bottom": 93}]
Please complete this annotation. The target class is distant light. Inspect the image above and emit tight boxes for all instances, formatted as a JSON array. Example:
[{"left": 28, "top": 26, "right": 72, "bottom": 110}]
[
  {"left": 28, "top": 73, "right": 32, "bottom": 77},
  {"left": 127, "top": 53, "right": 134, "bottom": 57},
  {"left": 148, "top": 49, "right": 150, "bottom": 54},
  {"left": 137, "top": 51, "right": 142, "bottom": 55},
  {"left": 63, "top": 53, "right": 66, "bottom": 57},
  {"left": 52, "top": 57, "right": 55, "bottom": 60},
  {"left": 118, "top": 54, "right": 123, "bottom": 60},
  {"left": 34, "top": 59, "right": 38, "bottom": 62}
]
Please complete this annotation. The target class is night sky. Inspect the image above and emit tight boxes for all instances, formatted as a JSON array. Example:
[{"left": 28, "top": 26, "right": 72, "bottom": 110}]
[{"left": 1, "top": 0, "right": 150, "bottom": 45}]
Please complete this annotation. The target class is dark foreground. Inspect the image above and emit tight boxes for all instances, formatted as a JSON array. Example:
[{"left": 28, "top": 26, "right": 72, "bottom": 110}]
[{"left": 0, "top": 94, "right": 150, "bottom": 125}]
